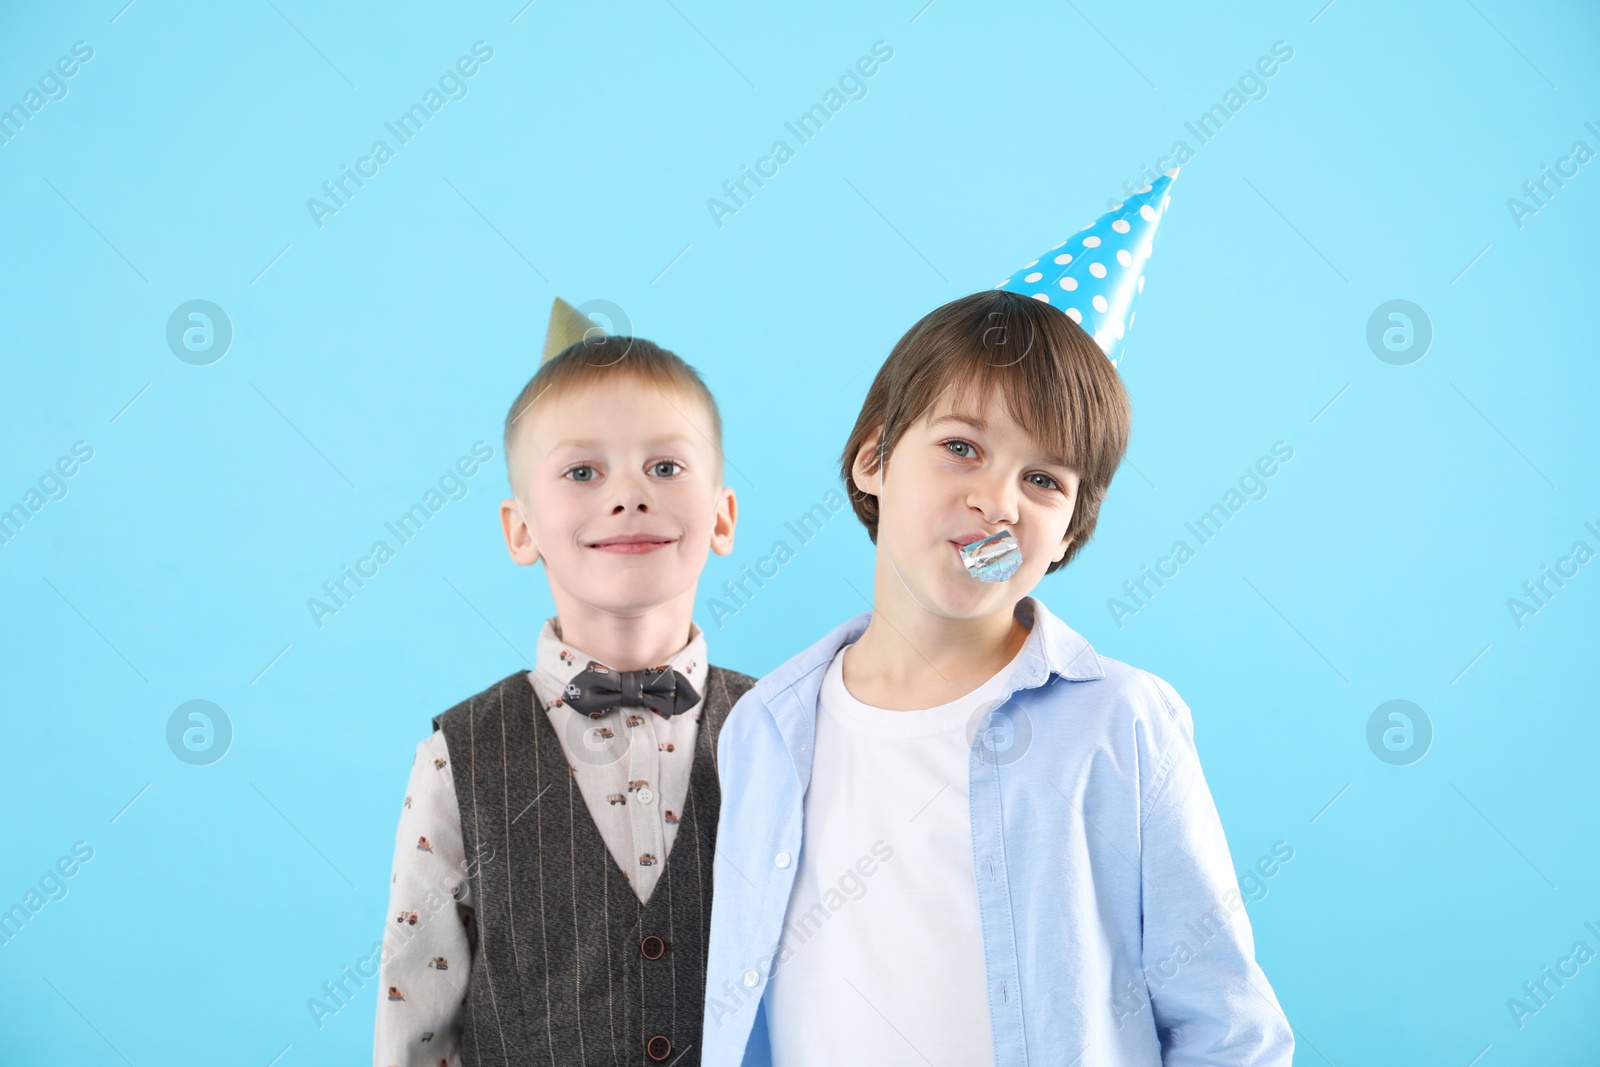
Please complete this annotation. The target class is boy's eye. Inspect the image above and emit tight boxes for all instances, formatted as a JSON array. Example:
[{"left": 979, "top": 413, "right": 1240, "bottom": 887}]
[
  {"left": 943, "top": 439, "right": 976, "bottom": 458},
  {"left": 1028, "top": 473, "right": 1060, "bottom": 491},
  {"left": 566, "top": 465, "right": 596, "bottom": 482},
  {"left": 651, "top": 460, "right": 685, "bottom": 478}
]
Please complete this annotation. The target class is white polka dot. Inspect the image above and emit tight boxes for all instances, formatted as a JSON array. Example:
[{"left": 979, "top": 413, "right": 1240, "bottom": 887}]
[
  {"left": 1024, "top": 271, "right": 1043, "bottom": 283},
  {"left": 1065, "top": 307, "right": 1082, "bottom": 323},
  {"left": 1162, "top": 194, "right": 1171, "bottom": 211},
  {"left": 1111, "top": 202, "right": 1124, "bottom": 211},
  {"left": 1082, "top": 235, "right": 1101, "bottom": 248},
  {"left": 1051, "top": 241, "right": 1067, "bottom": 251},
  {"left": 1115, "top": 320, "right": 1125, "bottom": 339},
  {"left": 1138, "top": 275, "right": 1146, "bottom": 293},
  {"left": 1025, "top": 260, "right": 1039, "bottom": 268},
  {"left": 1138, "top": 184, "right": 1152, "bottom": 194},
  {"left": 1093, "top": 330, "right": 1111, "bottom": 350},
  {"left": 1129, "top": 311, "right": 1137, "bottom": 328},
  {"left": 1089, "top": 262, "right": 1107, "bottom": 278},
  {"left": 1116, "top": 249, "right": 1132, "bottom": 266},
  {"left": 1092, "top": 295, "right": 1108, "bottom": 312},
  {"left": 1059, "top": 276, "right": 1078, "bottom": 291},
  {"left": 1112, "top": 219, "right": 1131, "bottom": 234},
  {"left": 1140, "top": 205, "right": 1157, "bottom": 222},
  {"left": 1031, "top": 292, "right": 1050, "bottom": 303},
  {"left": 1054, "top": 253, "right": 1072, "bottom": 265},
  {"left": 994, "top": 283, "right": 1007, "bottom": 289}
]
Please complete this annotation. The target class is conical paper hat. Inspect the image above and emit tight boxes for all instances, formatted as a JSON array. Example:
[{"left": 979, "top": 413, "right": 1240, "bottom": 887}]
[
  {"left": 541, "top": 297, "right": 607, "bottom": 365},
  {"left": 995, "top": 168, "right": 1178, "bottom": 368}
]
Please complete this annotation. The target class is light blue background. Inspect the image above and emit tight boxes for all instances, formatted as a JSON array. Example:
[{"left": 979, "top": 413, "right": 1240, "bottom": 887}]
[{"left": 2, "top": 1, "right": 1597, "bottom": 1064}]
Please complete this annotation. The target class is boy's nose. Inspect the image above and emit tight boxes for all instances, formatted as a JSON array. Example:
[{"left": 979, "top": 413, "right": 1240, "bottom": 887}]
[
  {"left": 968, "top": 483, "right": 1018, "bottom": 525},
  {"left": 605, "top": 471, "right": 654, "bottom": 513}
]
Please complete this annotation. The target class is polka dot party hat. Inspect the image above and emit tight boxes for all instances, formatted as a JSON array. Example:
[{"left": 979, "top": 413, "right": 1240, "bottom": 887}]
[{"left": 994, "top": 168, "right": 1178, "bottom": 369}]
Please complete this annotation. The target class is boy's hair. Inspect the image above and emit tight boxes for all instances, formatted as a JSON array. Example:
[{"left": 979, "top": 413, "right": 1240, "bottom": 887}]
[
  {"left": 503, "top": 335, "right": 726, "bottom": 497},
  {"left": 838, "top": 290, "right": 1131, "bottom": 575}
]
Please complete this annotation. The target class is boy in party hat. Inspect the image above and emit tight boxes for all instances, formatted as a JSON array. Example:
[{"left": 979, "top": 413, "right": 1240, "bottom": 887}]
[
  {"left": 702, "top": 171, "right": 1295, "bottom": 1065},
  {"left": 373, "top": 299, "right": 757, "bottom": 1067}
]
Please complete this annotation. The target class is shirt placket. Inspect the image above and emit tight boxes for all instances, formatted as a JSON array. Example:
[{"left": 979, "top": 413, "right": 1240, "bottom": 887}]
[{"left": 626, "top": 705, "right": 665, "bottom": 896}]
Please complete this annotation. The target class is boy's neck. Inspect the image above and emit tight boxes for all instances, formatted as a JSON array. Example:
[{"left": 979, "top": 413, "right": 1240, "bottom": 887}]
[
  {"left": 844, "top": 581, "right": 1031, "bottom": 711},
  {"left": 547, "top": 584, "right": 698, "bottom": 672}
]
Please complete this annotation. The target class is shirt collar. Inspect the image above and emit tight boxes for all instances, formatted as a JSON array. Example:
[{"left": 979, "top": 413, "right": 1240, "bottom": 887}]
[
  {"left": 1016, "top": 595, "right": 1106, "bottom": 685},
  {"left": 758, "top": 595, "right": 1104, "bottom": 758},
  {"left": 763, "top": 595, "right": 1103, "bottom": 699},
  {"left": 529, "top": 616, "right": 710, "bottom": 713}
]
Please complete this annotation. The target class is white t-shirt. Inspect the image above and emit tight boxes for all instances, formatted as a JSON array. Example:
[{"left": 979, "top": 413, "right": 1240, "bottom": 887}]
[{"left": 765, "top": 637, "right": 1028, "bottom": 1067}]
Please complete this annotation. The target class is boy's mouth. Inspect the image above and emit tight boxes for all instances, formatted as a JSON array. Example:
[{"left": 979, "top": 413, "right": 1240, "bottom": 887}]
[{"left": 587, "top": 533, "right": 678, "bottom": 555}]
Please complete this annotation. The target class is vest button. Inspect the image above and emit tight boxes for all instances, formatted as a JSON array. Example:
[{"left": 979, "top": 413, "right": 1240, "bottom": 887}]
[
  {"left": 646, "top": 1034, "right": 672, "bottom": 1061},
  {"left": 640, "top": 935, "right": 666, "bottom": 960}
]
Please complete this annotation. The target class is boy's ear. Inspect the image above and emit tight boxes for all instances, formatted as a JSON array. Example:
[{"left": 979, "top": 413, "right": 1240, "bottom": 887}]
[
  {"left": 709, "top": 486, "right": 737, "bottom": 557},
  {"left": 500, "top": 497, "right": 542, "bottom": 567},
  {"left": 1053, "top": 534, "right": 1074, "bottom": 564},
  {"left": 850, "top": 425, "right": 886, "bottom": 498}
]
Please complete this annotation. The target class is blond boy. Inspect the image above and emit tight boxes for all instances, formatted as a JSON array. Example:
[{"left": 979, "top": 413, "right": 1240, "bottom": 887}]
[{"left": 376, "top": 312, "right": 755, "bottom": 1067}]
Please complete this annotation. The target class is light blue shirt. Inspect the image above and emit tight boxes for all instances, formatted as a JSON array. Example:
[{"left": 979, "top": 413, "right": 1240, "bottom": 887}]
[{"left": 702, "top": 596, "right": 1294, "bottom": 1066}]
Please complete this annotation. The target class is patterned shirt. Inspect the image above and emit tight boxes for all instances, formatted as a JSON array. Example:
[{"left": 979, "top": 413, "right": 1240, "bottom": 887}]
[{"left": 372, "top": 617, "right": 708, "bottom": 1067}]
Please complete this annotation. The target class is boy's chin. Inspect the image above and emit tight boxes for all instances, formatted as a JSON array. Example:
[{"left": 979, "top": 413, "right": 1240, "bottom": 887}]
[
  {"left": 904, "top": 554, "right": 1030, "bottom": 619},
  {"left": 932, "top": 578, "right": 1025, "bottom": 618},
  {"left": 553, "top": 565, "right": 703, "bottom": 614},
  {"left": 950, "top": 563, "right": 1046, "bottom": 611}
]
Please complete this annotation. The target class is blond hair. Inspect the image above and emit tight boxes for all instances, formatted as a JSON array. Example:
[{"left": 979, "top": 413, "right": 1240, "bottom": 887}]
[{"left": 503, "top": 336, "right": 726, "bottom": 497}]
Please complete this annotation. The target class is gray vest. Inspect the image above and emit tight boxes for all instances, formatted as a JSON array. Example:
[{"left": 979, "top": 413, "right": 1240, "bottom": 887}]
[{"left": 433, "top": 664, "right": 756, "bottom": 1067}]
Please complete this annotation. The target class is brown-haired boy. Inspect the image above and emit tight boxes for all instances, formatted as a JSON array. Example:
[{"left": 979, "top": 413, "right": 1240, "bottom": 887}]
[
  {"left": 702, "top": 289, "right": 1292, "bottom": 1065},
  {"left": 375, "top": 301, "right": 756, "bottom": 1067}
]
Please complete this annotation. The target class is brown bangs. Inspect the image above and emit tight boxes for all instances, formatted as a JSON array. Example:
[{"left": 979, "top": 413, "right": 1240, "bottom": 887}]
[{"left": 838, "top": 289, "right": 1131, "bottom": 574}]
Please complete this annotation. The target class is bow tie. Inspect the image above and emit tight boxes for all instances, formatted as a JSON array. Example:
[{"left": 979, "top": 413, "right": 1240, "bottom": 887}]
[{"left": 561, "top": 661, "right": 702, "bottom": 720}]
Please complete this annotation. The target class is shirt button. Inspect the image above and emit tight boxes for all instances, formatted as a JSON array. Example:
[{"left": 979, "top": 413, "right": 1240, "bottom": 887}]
[
  {"left": 640, "top": 935, "right": 666, "bottom": 960},
  {"left": 636, "top": 786, "right": 655, "bottom": 805},
  {"left": 743, "top": 969, "right": 760, "bottom": 987},
  {"left": 774, "top": 851, "right": 791, "bottom": 868},
  {"left": 646, "top": 1034, "right": 672, "bottom": 1061}
]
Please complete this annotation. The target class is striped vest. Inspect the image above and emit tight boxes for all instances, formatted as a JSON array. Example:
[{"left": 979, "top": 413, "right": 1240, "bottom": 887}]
[{"left": 433, "top": 664, "right": 756, "bottom": 1066}]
